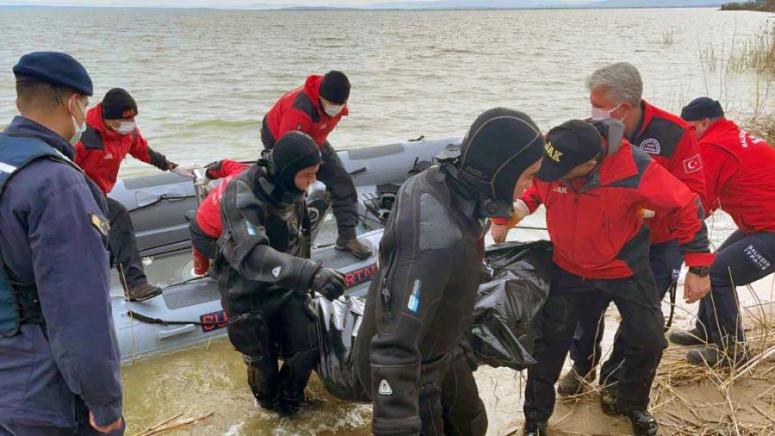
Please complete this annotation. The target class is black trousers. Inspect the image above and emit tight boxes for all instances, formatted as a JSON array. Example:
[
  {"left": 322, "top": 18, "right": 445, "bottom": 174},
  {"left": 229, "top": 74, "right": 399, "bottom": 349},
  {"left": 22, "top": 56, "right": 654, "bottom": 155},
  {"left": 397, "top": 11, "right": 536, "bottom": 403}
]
[
  {"left": 570, "top": 241, "right": 681, "bottom": 381},
  {"left": 189, "top": 220, "right": 218, "bottom": 259},
  {"left": 696, "top": 230, "right": 775, "bottom": 345},
  {"left": 225, "top": 293, "right": 319, "bottom": 409},
  {"left": 106, "top": 197, "right": 146, "bottom": 288},
  {"left": 261, "top": 124, "right": 358, "bottom": 236},
  {"left": 524, "top": 266, "right": 667, "bottom": 423}
]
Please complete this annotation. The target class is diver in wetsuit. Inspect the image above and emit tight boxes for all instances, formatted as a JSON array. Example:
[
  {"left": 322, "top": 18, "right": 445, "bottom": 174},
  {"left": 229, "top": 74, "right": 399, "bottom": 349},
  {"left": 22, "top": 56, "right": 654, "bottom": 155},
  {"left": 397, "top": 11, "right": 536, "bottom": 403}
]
[
  {"left": 215, "top": 131, "right": 346, "bottom": 415},
  {"left": 354, "top": 108, "right": 545, "bottom": 435}
]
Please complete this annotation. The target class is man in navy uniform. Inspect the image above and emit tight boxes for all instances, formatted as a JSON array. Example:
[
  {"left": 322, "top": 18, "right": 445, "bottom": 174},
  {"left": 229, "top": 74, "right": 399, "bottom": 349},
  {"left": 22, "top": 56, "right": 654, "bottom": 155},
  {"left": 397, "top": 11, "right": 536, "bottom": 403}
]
[{"left": 0, "top": 52, "right": 123, "bottom": 435}]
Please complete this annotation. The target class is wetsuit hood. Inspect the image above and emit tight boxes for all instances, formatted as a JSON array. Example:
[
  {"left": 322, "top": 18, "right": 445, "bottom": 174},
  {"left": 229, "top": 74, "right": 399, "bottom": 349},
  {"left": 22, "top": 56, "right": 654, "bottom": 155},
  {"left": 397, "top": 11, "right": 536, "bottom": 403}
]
[
  {"left": 257, "top": 131, "right": 321, "bottom": 204},
  {"left": 443, "top": 108, "right": 545, "bottom": 218}
]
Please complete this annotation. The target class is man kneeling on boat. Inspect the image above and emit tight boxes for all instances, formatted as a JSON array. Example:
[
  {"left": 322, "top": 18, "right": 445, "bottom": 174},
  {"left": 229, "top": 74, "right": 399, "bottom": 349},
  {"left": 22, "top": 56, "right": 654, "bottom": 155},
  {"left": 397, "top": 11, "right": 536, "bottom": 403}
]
[
  {"left": 189, "top": 159, "right": 248, "bottom": 275},
  {"left": 214, "top": 131, "right": 346, "bottom": 415},
  {"left": 75, "top": 88, "right": 200, "bottom": 301}
]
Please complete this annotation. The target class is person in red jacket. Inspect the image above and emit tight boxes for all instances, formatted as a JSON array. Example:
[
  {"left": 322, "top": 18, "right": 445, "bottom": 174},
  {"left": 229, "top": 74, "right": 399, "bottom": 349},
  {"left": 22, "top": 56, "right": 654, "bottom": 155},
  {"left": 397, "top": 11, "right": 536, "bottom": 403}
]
[
  {"left": 189, "top": 159, "right": 249, "bottom": 275},
  {"left": 495, "top": 62, "right": 708, "bottom": 396},
  {"left": 518, "top": 120, "right": 713, "bottom": 436},
  {"left": 669, "top": 97, "right": 775, "bottom": 366},
  {"left": 75, "top": 88, "right": 199, "bottom": 301},
  {"left": 261, "top": 71, "right": 370, "bottom": 259}
]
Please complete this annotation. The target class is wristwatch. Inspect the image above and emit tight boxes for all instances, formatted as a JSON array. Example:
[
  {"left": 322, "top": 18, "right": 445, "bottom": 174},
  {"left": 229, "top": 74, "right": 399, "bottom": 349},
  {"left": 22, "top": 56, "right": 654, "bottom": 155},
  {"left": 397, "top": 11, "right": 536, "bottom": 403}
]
[{"left": 689, "top": 266, "right": 711, "bottom": 277}]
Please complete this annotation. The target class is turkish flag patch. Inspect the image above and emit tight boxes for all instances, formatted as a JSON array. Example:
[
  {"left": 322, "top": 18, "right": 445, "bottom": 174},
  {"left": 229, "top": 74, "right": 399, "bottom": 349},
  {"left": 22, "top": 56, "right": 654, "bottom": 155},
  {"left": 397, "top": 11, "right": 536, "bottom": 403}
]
[{"left": 683, "top": 154, "right": 702, "bottom": 174}]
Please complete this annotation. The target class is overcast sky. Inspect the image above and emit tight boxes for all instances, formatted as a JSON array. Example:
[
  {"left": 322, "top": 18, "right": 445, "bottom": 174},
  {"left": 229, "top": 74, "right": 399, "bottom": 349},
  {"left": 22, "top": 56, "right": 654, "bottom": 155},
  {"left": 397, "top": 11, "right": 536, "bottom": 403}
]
[{"left": 4, "top": 0, "right": 593, "bottom": 7}]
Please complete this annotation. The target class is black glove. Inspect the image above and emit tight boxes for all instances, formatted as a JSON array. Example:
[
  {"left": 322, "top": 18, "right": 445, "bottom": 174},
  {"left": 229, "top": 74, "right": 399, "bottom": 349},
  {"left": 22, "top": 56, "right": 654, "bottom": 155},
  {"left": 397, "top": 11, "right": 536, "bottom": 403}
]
[{"left": 310, "top": 267, "right": 345, "bottom": 301}]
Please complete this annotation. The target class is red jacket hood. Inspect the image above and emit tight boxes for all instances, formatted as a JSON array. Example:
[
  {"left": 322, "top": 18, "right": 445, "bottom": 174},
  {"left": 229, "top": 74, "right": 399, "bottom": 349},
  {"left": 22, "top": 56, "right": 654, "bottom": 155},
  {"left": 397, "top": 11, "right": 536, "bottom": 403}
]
[
  {"left": 303, "top": 75, "right": 350, "bottom": 118},
  {"left": 598, "top": 139, "right": 639, "bottom": 186}
]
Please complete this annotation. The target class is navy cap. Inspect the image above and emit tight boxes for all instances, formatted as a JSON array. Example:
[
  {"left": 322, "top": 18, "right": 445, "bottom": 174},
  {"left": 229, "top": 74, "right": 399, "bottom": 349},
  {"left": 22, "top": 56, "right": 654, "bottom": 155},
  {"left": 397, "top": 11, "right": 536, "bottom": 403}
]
[
  {"left": 13, "top": 51, "right": 93, "bottom": 96},
  {"left": 537, "top": 120, "right": 603, "bottom": 182},
  {"left": 681, "top": 97, "right": 724, "bottom": 121}
]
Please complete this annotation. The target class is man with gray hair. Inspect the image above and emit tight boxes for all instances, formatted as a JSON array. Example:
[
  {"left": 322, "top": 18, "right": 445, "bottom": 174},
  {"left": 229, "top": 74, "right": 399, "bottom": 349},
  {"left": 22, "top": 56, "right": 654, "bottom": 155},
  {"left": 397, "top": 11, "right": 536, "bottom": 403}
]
[{"left": 557, "top": 62, "right": 707, "bottom": 412}]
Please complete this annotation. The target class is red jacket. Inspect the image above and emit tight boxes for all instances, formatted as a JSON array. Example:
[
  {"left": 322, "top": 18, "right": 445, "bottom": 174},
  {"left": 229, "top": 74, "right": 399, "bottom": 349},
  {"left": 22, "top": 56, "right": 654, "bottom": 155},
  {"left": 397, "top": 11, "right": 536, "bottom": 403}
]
[
  {"left": 195, "top": 160, "right": 249, "bottom": 239},
  {"left": 699, "top": 119, "right": 775, "bottom": 233},
  {"left": 75, "top": 104, "right": 174, "bottom": 194},
  {"left": 629, "top": 101, "right": 706, "bottom": 244},
  {"left": 519, "top": 141, "right": 713, "bottom": 279},
  {"left": 263, "top": 75, "right": 349, "bottom": 147}
]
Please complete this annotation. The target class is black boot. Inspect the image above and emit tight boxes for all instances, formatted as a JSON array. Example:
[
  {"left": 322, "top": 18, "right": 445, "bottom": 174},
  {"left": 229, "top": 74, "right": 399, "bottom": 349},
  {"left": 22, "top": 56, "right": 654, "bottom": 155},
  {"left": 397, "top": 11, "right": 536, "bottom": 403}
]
[
  {"left": 523, "top": 420, "right": 548, "bottom": 436},
  {"left": 624, "top": 409, "right": 659, "bottom": 436},
  {"left": 599, "top": 385, "right": 622, "bottom": 416},
  {"left": 687, "top": 341, "right": 748, "bottom": 367},
  {"left": 557, "top": 368, "right": 596, "bottom": 396},
  {"left": 668, "top": 327, "right": 707, "bottom": 346}
]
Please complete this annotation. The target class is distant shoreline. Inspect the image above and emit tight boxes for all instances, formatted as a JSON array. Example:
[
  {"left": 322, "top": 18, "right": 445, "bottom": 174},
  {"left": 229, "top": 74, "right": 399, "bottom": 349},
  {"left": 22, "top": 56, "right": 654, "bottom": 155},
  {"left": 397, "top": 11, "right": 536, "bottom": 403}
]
[{"left": 0, "top": 4, "right": 730, "bottom": 12}]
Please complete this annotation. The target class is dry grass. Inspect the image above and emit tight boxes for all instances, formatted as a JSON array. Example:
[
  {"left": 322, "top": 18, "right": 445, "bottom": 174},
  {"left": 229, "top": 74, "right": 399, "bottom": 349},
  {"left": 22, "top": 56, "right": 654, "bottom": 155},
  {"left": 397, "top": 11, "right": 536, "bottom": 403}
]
[
  {"left": 698, "top": 23, "right": 775, "bottom": 77},
  {"left": 662, "top": 30, "right": 675, "bottom": 46},
  {"left": 551, "top": 300, "right": 775, "bottom": 435}
]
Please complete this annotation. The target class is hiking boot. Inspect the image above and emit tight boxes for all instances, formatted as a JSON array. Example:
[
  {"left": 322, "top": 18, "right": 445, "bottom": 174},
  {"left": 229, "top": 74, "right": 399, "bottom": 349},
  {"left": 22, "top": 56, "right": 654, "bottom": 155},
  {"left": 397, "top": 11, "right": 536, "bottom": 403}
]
[
  {"left": 669, "top": 327, "right": 707, "bottom": 346},
  {"left": 687, "top": 343, "right": 748, "bottom": 368},
  {"left": 127, "top": 282, "right": 162, "bottom": 302},
  {"left": 523, "top": 420, "right": 548, "bottom": 436},
  {"left": 557, "top": 368, "right": 596, "bottom": 396},
  {"left": 336, "top": 235, "right": 372, "bottom": 259},
  {"left": 625, "top": 409, "right": 659, "bottom": 436},
  {"left": 599, "top": 385, "right": 623, "bottom": 416}
]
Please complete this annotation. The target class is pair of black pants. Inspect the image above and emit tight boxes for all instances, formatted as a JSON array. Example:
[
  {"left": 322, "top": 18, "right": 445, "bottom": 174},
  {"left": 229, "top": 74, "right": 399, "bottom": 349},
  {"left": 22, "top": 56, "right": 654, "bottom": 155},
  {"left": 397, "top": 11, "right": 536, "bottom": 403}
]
[
  {"left": 570, "top": 241, "right": 681, "bottom": 377},
  {"left": 226, "top": 293, "right": 319, "bottom": 410},
  {"left": 695, "top": 230, "right": 775, "bottom": 346},
  {"left": 261, "top": 129, "right": 358, "bottom": 236},
  {"left": 524, "top": 266, "right": 667, "bottom": 423},
  {"left": 106, "top": 197, "right": 146, "bottom": 288},
  {"left": 189, "top": 220, "right": 217, "bottom": 259}
]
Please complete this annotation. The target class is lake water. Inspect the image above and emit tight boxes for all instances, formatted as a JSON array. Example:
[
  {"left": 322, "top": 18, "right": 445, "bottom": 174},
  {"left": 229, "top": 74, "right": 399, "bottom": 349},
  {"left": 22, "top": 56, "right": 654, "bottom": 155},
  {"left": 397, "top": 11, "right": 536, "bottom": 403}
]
[{"left": 0, "top": 6, "right": 773, "bottom": 435}]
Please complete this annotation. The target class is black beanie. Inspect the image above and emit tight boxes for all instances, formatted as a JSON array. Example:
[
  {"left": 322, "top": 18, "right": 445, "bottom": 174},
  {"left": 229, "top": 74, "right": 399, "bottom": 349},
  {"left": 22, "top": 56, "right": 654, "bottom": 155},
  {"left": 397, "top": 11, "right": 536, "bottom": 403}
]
[
  {"left": 271, "top": 132, "right": 322, "bottom": 193},
  {"left": 102, "top": 88, "right": 138, "bottom": 120},
  {"left": 681, "top": 97, "right": 724, "bottom": 121},
  {"left": 319, "top": 71, "right": 350, "bottom": 104},
  {"left": 458, "top": 108, "right": 545, "bottom": 205}
]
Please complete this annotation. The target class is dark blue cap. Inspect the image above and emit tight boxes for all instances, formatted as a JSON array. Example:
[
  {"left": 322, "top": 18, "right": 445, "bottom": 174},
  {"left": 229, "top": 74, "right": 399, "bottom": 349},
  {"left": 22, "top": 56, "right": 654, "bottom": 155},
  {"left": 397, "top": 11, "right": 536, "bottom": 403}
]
[
  {"left": 681, "top": 97, "right": 724, "bottom": 121},
  {"left": 13, "top": 51, "right": 93, "bottom": 96}
]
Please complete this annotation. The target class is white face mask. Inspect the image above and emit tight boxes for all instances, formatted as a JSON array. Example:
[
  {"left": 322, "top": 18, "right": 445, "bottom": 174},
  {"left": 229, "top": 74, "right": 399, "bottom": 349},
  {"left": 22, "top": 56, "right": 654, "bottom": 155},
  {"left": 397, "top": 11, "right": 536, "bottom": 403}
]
[
  {"left": 69, "top": 98, "right": 88, "bottom": 146},
  {"left": 591, "top": 103, "right": 623, "bottom": 121},
  {"left": 323, "top": 102, "right": 344, "bottom": 117},
  {"left": 116, "top": 120, "right": 137, "bottom": 135}
]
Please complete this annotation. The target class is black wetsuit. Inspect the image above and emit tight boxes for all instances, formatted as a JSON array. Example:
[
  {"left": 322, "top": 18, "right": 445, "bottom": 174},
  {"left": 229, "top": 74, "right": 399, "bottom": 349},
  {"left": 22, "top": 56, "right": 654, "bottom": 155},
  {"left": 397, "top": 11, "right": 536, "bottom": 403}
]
[
  {"left": 355, "top": 165, "right": 488, "bottom": 436},
  {"left": 214, "top": 165, "right": 321, "bottom": 413}
]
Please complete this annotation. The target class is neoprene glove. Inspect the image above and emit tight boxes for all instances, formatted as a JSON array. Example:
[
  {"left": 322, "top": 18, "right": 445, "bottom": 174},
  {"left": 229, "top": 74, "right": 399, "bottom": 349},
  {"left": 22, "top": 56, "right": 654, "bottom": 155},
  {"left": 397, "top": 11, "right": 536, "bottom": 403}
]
[{"left": 311, "top": 267, "right": 346, "bottom": 301}]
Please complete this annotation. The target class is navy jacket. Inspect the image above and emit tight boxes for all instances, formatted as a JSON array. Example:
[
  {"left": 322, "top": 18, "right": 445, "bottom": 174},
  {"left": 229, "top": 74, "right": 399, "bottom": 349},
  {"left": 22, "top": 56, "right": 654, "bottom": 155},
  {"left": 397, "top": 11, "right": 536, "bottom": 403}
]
[{"left": 0, "top": 117, "right": 123, "bottom": 429}]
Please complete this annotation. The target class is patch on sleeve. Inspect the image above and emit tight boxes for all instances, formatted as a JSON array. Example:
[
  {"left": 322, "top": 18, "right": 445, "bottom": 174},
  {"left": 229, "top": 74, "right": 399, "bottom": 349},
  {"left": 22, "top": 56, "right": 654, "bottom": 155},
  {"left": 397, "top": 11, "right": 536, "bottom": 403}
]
[
  {"left": 245, "top": 221, "right": 257, "bottom": 236},
  {"left": 683, "top": 154, "right": 702, "bottom": 174},
  {"left": 90, "top": 214, "right": 110, "bottom": 237}
]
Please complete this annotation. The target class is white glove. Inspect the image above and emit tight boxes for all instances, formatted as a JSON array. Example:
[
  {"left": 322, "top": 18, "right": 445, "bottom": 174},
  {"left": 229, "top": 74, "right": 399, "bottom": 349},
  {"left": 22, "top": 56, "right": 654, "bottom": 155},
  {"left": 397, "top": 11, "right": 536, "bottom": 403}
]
[{"left": 171, "top": 163, "right": 202, "bottom": 179}]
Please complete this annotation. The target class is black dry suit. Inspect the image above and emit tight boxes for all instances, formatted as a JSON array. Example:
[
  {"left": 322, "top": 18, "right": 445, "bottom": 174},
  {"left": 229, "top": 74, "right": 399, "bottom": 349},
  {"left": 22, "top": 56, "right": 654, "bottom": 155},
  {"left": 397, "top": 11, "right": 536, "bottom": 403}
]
[
  {"left": 214, "top": 132, "right": 322, "bottom": 414},
  {"left": 355, "top": 108, "right": 545, "bottom": 436}
]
